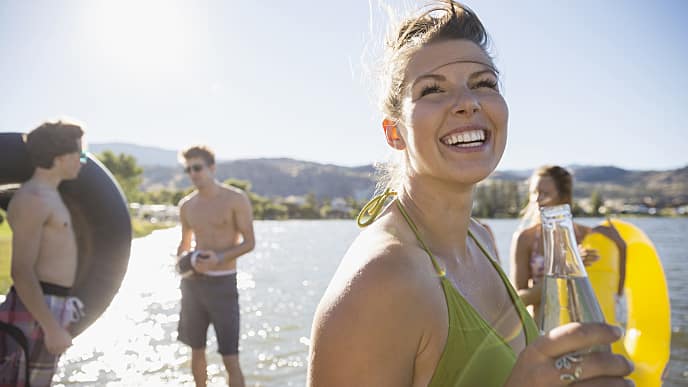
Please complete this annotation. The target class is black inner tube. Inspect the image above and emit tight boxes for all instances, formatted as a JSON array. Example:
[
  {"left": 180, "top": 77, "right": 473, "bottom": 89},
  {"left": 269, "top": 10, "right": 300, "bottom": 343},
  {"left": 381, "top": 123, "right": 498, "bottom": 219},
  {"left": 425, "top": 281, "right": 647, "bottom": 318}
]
[{"left": 0, "top": 132, "right": 132, "bottom": 336}]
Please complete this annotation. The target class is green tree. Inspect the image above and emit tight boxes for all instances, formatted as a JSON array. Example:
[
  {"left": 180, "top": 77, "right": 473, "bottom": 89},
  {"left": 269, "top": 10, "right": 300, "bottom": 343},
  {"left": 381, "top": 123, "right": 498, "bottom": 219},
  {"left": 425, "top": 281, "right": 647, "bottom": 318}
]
[
  {"left": 487, "top": 182, "right": 499, "bottom": 217},
  {"left": 225, "top": 178, "right": 252, "bottom": 192},
  {"left": 345, "top": 196, "right": 363, "bottom": 218},
  {"left": 572, "top": 202, "right": 586, "bottom": 216},
  {"left": 472, "top": 180, "right": 524, "bottom": 218},
  {"left": 97, "top": 151, "right": 143, "bottom": 203},
  {"left": 262, "top": 202, "right": 289, "bottom": 220},
  {"left": 319, "top": 204, "right": 333, "bottom": 219},
  {"left": 473, "top": 185, "right": 490, "bottom": 218},
  {"left": 224, "top": 178, "right": 289, "bottom": 219},
  {"left": 504, "top": 181, "right": 521, "bottom": 217},
  {"left": 299, "top": 193, "right": 321, "bottom": 219},
  {"left": 590, "top": 189, "right": 603, "bottom": 216},
  {"left": 140, "top": 188, "right": 192, "bottom": 205}
]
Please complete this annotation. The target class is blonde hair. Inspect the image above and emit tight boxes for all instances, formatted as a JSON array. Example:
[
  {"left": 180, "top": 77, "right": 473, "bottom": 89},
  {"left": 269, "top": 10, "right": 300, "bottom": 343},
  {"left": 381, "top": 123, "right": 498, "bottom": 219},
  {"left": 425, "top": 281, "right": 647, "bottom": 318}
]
[
  {"left": 518, "top": 165, "right": 574, "bottom": 229},
  {"left": 373, "top": 1, "right": 495, "bottom": 194}
]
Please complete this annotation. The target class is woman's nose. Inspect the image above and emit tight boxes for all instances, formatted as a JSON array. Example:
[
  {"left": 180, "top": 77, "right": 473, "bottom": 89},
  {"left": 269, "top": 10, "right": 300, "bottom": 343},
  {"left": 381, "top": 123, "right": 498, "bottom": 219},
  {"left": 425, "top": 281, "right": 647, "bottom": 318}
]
[{"left": 451, "top": 89, "right": 481, "bottom": 116}]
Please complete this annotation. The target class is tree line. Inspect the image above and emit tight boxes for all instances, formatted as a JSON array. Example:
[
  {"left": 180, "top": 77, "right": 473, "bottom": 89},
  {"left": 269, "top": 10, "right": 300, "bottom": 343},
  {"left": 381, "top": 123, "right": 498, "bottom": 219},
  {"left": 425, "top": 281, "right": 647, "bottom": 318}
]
[
  {"left": 96, "top": 151, "right": 364, "bottom": 220},
  {"left": 98, "top": 150, "right": 614, "bottom": 221}
]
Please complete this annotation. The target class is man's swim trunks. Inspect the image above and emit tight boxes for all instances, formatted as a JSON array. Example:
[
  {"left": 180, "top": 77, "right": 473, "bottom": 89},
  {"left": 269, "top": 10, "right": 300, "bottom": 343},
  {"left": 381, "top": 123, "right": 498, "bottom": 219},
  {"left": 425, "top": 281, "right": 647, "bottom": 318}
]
[
  {"left": 178, "top": 273, "right": 240, "bottom": 355},
  {"left": 0, "top": 283, "right": 84, "bottom": 387}
]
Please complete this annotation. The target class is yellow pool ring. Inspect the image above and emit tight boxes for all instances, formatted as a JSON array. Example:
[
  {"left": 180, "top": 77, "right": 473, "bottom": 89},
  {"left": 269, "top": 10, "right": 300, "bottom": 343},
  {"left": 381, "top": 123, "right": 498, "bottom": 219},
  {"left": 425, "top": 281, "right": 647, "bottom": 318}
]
[{"left": 582, "top": 219, "right": 670, "bottom": 387}]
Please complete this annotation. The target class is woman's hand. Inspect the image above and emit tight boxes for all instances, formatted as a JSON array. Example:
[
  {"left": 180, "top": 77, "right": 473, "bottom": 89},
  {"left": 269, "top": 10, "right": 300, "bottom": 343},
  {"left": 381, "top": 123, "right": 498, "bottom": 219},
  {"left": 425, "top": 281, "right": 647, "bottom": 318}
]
[
  {"left": 578, "top": 245, "right": 600, "bottom": 266},
  {"left": 529, "top": 280, "right": 543, "bottom": 305},
  {"left": 505, "top": 322, "right": 633, "bottom": 386}
]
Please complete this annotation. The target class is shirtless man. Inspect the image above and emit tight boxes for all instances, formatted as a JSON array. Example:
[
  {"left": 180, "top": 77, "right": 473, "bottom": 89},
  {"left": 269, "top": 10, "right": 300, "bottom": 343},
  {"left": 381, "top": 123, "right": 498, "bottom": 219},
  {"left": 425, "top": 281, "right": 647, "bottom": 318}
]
[
  {"left": 0, "top": 120, "right": 86, "bottom": 386},
  {"left": 176, "top": 145, "right": 255, "bottom": 387}
]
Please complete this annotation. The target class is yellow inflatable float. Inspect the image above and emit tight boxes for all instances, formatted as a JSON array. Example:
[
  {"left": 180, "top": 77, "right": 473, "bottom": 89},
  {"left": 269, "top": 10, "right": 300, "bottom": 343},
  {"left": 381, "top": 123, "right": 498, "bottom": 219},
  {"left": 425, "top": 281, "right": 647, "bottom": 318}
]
[{"left": 582, "top": 219, "right": 671, "bottom": 387}]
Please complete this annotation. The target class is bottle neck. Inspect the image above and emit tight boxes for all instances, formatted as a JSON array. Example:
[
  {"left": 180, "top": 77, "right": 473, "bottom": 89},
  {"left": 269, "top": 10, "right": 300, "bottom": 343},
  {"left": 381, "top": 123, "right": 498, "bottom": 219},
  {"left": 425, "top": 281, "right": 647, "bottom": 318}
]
[{"left": 541, "top": 205, "right": 587, "bottom": 278}]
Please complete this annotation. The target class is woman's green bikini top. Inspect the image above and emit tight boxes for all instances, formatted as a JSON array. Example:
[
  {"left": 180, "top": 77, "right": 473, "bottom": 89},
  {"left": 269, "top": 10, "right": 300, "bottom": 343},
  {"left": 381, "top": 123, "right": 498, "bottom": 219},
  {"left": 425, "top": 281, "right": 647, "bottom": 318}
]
[{"left": 357, "top": 190, "right": 539, "bottom": 386}]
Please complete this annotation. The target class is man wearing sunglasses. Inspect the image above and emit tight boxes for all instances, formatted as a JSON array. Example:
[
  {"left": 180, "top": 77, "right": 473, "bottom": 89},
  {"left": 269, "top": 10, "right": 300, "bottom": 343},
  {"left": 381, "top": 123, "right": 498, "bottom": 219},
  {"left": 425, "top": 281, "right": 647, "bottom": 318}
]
[
  {"left": 1, "top": 120, "right": 87, "bottom": 386},
  {"left": 176, "top": 145, "right": 255, "bottom": 387}
]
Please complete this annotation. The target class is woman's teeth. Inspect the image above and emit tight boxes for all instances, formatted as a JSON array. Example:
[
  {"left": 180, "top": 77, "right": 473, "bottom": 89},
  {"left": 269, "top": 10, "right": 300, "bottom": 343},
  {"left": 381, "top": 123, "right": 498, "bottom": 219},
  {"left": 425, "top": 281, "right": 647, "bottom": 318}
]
[{"left": 441, "top": 130, "right": 486, "bottom": 147}]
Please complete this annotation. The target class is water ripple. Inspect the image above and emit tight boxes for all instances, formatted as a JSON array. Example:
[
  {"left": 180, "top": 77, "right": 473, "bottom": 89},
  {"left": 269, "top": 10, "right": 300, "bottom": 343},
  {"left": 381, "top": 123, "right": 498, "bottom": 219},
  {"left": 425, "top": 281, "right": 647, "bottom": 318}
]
[{"left": 54, "top": 219, "right": 686, "bottom": 386}]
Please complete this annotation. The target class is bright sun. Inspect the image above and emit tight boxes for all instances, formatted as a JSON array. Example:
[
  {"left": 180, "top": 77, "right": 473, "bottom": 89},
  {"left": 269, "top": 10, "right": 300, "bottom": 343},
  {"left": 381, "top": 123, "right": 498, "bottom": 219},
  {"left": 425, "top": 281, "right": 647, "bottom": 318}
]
[{"left": 83, "top": 0, "right": 193, "bottom": 79}]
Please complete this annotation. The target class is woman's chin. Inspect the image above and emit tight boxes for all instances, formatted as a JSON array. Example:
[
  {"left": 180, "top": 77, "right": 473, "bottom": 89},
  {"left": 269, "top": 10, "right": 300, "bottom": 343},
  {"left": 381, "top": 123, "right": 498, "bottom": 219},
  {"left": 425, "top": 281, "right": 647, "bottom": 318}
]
[{"left": 448, "top": 161, "right": 499, "bottom": 183}]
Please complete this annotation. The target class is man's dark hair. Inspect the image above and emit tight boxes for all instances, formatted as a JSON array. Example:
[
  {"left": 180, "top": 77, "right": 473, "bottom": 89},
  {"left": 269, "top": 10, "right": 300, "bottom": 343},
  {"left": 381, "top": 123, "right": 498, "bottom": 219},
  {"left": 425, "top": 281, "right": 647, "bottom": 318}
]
[
  {"left": 180, "top": 145, "right": 215, "bottom": 166},
  {"left": 24, "top": 120, "right": 84, "bottom": 169}
]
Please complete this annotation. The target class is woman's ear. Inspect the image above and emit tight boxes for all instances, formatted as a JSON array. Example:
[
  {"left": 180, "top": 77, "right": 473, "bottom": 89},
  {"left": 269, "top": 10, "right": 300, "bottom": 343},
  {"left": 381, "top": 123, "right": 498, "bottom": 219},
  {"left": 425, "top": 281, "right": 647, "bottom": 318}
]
[{"left": 382, "top": 119, "right": 406, "bottom": 150}]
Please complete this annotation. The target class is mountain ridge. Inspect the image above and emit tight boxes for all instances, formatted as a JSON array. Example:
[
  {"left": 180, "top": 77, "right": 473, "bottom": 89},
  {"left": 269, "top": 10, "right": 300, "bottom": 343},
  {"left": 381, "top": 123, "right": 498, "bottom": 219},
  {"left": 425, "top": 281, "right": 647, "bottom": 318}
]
[{"left": 91, "top": 142, "right": 688, "bottom": 205}]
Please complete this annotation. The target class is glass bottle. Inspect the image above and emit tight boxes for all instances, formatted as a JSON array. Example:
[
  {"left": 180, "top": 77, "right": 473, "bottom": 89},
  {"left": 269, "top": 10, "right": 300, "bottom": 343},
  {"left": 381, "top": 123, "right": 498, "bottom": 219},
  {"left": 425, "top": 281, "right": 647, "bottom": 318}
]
[{"left": 538, "top": 204, "right": 609, "bottom": 351}]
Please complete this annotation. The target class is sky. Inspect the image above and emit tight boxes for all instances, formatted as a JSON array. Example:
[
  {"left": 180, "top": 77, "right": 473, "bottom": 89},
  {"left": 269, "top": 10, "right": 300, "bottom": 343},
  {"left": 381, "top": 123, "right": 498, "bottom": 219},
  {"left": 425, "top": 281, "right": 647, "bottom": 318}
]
[{"left": 1, "top": 0, "right": 686, "bottom": 170}]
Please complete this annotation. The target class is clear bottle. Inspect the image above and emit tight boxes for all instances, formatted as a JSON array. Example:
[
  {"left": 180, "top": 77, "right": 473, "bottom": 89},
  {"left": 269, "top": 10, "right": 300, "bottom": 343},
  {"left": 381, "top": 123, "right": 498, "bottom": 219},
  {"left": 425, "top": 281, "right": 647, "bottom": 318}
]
[{"left": 538, "top": 204, "right": 610, "bottom": 351}]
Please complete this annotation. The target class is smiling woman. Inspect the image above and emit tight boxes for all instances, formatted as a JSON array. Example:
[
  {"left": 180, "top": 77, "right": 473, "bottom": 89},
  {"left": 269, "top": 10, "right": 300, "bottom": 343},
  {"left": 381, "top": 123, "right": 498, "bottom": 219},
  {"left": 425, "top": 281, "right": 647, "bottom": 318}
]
[{"left": 307, "top": 2, "right": 633, "bottom": 386}]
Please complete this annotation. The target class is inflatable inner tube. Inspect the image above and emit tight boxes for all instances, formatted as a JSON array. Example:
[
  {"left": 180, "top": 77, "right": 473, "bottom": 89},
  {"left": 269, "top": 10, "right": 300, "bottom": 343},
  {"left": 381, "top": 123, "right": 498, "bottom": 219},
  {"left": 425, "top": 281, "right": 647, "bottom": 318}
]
[
  {"left": 583, "top": 219, "right": 671, "bottom": 387},
  {"left": 0, "top": 132, "right": 132, "bottom": 336}
]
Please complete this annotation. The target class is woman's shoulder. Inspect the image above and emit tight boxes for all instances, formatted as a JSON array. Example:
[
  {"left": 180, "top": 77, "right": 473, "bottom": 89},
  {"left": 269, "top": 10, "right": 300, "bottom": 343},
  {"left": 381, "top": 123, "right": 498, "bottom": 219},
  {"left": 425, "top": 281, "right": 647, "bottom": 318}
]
[
  {"left": 513, "top": 223, "right": 538, "bottom": 243},
  {"left": 469, "top": 219, "right": 500, "bottom": 259},
  {"left": 309, "top": 221, "right": 446, "bottom": 385},
  {"left": 470, "top": 218, "right": 493, "bottom": 239},
  {"left": 574, "top": 222, "right": 593, "bottom": 232},
  {"left": 338, "top": 223, "right": 437, "bottom": 291},
  {"left": 316, "top": 221, "right": 440, "bottom": 319}
]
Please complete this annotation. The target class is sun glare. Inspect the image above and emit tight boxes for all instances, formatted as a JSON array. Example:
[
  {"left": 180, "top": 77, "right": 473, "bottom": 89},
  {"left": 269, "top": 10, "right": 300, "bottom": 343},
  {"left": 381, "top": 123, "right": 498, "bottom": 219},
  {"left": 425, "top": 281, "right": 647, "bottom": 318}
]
[{"left": 83, "top": 0, "right": 193, "bottom": 79}]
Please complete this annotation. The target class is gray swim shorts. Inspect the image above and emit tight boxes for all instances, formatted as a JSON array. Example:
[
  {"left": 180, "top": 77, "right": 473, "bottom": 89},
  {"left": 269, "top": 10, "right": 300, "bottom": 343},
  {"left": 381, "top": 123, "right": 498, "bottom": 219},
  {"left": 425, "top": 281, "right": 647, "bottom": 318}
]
[{"left": 177, "top": 274, "right": 240, "bottom": 355}]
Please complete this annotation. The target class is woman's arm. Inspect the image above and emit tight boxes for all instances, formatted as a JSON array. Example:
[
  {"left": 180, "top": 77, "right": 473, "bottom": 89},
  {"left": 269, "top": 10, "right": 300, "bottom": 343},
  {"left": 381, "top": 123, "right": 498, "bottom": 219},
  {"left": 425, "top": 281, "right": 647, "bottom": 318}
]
[
  {"left": 590, "top": 223, "right": 627, "bottom": 295},
  {"left": 510, "top": 230, "right": 541, "bottom": 307}
]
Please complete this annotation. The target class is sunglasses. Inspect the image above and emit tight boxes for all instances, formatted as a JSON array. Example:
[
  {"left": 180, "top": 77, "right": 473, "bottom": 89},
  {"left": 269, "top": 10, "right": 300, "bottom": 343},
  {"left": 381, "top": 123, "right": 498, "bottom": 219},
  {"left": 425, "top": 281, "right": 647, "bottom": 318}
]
[
  {"left": 184, "top": 164, "right": 205, "bottom": 174},
  {"left": 79, "top": 151, "right": 88, "bottom": 165}
]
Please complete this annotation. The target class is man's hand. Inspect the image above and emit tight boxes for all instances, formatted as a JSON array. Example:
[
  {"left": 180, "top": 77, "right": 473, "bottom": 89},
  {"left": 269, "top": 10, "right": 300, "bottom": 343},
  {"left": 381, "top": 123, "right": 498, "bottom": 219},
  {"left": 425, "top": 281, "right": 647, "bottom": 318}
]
[
  {"left": 192, "top": 250, "right": 220, "bottom": 273},
  {"left": 44, "top": 324, "right": 72, "bottom": 355}
]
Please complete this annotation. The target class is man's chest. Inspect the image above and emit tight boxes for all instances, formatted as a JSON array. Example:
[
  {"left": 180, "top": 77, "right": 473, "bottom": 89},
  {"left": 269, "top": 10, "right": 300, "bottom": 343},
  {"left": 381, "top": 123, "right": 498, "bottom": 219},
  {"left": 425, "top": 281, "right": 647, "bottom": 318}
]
[
  {"left": 45, "top": 202, "right": 73, "bottom": 232},
  {"left": 187, "top": 201, "right": 233, "bottom": 229}
]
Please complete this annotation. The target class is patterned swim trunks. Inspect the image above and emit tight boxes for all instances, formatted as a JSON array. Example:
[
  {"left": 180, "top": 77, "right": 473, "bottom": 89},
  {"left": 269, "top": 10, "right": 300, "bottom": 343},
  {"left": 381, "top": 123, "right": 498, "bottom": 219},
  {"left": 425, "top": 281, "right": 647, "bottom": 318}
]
[{"left": 0, "top": 285, "right": 84, "bottom": 387}]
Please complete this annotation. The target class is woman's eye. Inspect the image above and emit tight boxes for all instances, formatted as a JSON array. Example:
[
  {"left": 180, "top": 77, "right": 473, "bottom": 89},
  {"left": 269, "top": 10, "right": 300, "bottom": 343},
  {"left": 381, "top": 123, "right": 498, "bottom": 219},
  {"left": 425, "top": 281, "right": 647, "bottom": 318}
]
[
  {"left": 474, "top": 79, "right": 499, "bottom": 90},
  {"left": 420, "top": 83, "right": 444, "bottom": 97}
]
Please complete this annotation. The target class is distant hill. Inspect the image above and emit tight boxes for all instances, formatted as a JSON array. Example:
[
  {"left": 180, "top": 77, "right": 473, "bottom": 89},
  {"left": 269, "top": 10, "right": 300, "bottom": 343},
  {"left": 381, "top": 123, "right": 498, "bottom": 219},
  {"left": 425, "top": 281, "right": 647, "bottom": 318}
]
[
  {"left": 90, "top": 143, "right": 181, "bottom": 167},
  {"left": 92, "top": 142, "right": 688, "bottom": 205},
  {"left": 569, "top": 165, "right": 688, "bottom": 206},
  {"left": 143, "top": 158, "right": 377, "bottom": 201},
  {"left": 487, "top": 165, "right": 688, "bottom": 207}
]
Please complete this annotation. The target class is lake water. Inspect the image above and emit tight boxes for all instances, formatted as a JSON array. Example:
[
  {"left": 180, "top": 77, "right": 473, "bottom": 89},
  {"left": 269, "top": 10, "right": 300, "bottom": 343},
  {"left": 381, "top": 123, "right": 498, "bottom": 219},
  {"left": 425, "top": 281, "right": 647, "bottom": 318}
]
[{"left": 54, "top": 218, "right": 688, "bottom": 386}]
